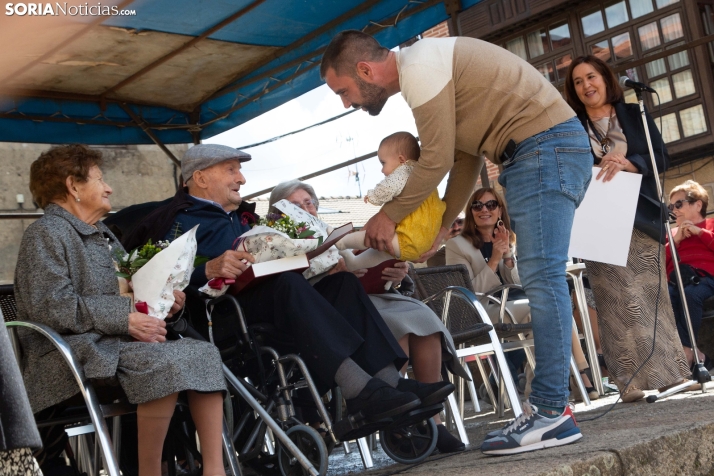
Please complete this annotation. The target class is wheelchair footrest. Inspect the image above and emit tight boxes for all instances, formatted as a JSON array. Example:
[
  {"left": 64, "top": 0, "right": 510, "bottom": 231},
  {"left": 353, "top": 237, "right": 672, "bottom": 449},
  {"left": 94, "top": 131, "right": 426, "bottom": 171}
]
[
  {"left": 333, "top": 413, "right": 393, "bottom": 442},
  {"left": 386, "top": 404, "right": 443, "bottom": 430}
]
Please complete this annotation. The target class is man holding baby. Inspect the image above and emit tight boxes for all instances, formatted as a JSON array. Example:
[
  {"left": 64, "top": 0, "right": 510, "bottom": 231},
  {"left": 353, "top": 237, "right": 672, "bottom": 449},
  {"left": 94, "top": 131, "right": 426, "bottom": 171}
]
[{"left": 321, "top": 30, "right": 592, "bottom": 455}]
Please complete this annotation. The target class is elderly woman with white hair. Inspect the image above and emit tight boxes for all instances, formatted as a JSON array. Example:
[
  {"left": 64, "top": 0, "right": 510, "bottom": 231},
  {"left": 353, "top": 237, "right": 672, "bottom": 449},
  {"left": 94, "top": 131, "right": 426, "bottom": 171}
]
[{"left": 269, "top": 180, "right": 469, "bottom": 453}]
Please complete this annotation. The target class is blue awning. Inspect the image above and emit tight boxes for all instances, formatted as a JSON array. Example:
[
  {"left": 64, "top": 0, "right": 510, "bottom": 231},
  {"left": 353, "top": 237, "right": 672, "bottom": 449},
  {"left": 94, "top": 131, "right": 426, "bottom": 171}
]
[{"left": 0, "top": 0, "right": 482, "bottom": 145}]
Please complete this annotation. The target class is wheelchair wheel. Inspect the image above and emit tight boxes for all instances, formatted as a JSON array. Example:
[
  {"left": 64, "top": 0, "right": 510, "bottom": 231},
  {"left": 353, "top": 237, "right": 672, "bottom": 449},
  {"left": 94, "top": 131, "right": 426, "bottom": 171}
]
[
  {"left": 277, "top": 425, "right": 328, "bottom": 476},
  {"left": 379, "top": 417, "right": 438, "bottom": 465}
]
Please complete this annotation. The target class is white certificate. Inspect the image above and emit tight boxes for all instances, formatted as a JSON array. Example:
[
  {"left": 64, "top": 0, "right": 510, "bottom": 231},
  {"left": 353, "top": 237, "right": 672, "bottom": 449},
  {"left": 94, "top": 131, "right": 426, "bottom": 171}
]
[{"left": 568, "top": 167, "right": 642, "bottom": 267}]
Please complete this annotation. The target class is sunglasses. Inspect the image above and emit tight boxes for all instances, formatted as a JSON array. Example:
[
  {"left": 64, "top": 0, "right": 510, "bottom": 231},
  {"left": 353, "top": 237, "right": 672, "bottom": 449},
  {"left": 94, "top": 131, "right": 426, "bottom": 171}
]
[
  {"left": 667, "top": 199, "right": 693, "bottom": 211},
  {"left": 471, "top": 200, "right": 500, "bottom": 211}
]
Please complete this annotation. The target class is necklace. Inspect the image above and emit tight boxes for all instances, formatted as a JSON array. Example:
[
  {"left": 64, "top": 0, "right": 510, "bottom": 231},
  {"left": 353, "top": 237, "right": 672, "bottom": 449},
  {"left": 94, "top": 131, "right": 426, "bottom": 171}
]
[{"left": 587, "top": 106, "right": 614, "bottom": 155}]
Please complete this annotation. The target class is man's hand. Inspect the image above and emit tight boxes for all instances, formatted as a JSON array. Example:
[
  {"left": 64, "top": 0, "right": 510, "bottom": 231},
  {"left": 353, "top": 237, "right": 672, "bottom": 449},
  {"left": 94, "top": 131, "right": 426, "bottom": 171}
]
[
  {"left": 128, "top": 312, "right": 167, "bottom": 343},
  {"left": 205, "top": 250, "right": 255, "bottom": 280},
  {"left": 416, "top": 226, "right": 449, "bottom": 263},
  {"left": 363, "top": 210, "right": 397, "bottom": 254},
  {"left": 382, "top": 261, "right": 408, "bottom": 282},
  {"left": 167, "top": 290, "right": 185, "bottom": 318}
]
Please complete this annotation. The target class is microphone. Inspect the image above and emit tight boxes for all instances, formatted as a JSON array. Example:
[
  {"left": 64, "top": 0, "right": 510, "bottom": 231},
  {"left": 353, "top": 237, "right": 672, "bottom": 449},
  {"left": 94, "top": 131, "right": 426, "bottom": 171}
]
[{"left": 619, "top": 76, "right": 656, "bottom": 93}]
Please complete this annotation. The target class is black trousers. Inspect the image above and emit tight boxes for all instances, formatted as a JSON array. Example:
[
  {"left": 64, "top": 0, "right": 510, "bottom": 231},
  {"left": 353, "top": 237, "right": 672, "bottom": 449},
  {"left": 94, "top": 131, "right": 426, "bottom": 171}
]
[{"left": 235, "top": 271, "right": 407, "bottom": 392}]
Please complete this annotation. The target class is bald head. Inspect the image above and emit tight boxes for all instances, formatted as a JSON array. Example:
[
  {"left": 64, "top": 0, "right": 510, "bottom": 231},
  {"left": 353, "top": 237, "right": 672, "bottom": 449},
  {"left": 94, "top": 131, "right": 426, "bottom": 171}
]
[{"left": 320, "top": 30, "right": 389, "bottom": 79}]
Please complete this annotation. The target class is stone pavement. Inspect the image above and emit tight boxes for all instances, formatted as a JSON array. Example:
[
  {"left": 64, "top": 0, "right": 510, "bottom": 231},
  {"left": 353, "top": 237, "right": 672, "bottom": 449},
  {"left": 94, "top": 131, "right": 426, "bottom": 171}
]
[{"left": 327, "top": 387, "right": 714, "bottom": 476}]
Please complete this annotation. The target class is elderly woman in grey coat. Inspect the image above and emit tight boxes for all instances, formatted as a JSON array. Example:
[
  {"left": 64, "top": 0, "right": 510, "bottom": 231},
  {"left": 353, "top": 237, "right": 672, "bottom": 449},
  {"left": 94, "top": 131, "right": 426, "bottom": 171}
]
[
  {"left": 14, "top": 145, "right": 227, "bottom": 476},
  {"left": 269, "top": 180, "right": 468, "bottom": 453}
]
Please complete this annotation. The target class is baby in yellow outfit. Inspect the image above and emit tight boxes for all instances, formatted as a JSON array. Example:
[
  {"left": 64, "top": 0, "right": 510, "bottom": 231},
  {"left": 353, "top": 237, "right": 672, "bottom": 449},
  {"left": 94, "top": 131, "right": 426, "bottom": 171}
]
[{"left": 337, "top": 131, "right": 446, "bottom": 272}]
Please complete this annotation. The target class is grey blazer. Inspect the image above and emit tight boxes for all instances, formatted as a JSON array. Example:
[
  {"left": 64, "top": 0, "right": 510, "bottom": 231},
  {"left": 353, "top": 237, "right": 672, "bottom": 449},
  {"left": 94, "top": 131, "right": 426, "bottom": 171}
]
[
  {"left": 0, "top": 324, "right": 42, "bottom": 451},
  {"left": 14, "top": 204, "right": 132, "bottom": 412}
]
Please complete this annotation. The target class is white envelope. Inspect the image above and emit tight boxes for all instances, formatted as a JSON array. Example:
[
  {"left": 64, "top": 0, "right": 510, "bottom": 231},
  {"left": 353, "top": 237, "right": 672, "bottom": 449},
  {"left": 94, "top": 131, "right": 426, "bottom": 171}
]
[{"left": 131, "top": 225, "right": 199, "bottom": 319}]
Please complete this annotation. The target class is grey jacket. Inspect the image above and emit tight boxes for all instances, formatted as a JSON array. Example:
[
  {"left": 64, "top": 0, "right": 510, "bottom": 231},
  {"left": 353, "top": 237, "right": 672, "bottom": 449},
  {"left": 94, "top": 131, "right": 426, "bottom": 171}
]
[
  {"left": 14, "top": 204, "right": 132, "bottom": 413},
  {"left": 0, "top": 324, "right": 42, "bottom": 451}
]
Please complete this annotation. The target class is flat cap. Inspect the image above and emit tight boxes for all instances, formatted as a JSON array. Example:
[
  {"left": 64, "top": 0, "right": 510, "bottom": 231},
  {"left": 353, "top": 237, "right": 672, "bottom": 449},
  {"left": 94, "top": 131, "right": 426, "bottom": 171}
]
[{"left": 182, "top": 144, "right": 251, "bottom": 182}]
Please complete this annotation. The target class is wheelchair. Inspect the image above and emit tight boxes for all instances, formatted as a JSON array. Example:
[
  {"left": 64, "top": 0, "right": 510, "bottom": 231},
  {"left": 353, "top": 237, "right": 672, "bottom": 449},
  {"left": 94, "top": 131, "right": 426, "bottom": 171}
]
[{"left": 181, "top": 285, "right": 441, "bottom": 474}]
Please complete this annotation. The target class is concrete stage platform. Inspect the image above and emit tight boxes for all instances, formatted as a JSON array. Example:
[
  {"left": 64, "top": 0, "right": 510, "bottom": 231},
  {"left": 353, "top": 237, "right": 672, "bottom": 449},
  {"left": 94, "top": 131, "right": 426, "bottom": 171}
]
[{"left": 326, "top": 387, "right": 714, "bottom": 476}]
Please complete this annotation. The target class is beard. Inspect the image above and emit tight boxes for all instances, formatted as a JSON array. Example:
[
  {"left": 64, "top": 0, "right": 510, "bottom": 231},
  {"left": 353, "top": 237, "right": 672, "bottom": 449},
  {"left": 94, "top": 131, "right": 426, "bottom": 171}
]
[{"left": 352, "top": 76, "right": 389, "bottom": 116}]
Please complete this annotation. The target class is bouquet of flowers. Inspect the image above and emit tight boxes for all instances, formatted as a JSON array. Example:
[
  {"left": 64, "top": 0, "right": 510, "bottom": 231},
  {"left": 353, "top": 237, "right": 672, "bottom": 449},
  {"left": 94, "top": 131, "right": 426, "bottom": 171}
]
[
  {"left": 113, "top": 225, "right": 204, "bottom": 320},
  {"left": 114, "top": 240, "right": 172, "bottom": 279},
  {"left": 236, "top": 200, "right": 342, "bottom": 278},
  {"left": 255, "top": 213, "right": 320, "bottom": 242}
]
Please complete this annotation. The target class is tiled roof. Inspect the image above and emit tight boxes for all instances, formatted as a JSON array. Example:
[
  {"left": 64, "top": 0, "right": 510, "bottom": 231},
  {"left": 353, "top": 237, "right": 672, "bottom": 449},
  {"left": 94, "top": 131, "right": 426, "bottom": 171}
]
[{"left": 252, "top": 196, "right": 380, "bottom": 229}]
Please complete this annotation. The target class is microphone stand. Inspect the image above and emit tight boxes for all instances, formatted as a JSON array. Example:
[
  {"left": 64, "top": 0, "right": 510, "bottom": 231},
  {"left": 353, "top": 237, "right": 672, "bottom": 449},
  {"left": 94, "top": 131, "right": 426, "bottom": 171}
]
[{"left": 631, "top": 87, "right": 713, "bottom": 403}]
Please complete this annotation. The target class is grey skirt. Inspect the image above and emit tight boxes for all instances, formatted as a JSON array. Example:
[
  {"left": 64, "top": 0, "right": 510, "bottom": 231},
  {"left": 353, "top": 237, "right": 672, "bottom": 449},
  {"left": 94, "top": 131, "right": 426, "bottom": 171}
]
[
  {"left": 368, "top": 293, "right": 469, "bottom": 380},
  {"left": 115, "top": 338, "right": 226, "bottom": 404}
]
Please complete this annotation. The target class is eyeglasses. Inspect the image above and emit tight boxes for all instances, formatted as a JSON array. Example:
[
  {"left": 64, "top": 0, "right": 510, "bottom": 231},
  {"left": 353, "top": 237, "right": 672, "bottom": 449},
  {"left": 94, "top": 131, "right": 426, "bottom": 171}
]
[
  {"left": 471, "top": 200, "right": 500, "bottom": 211},
  {"left": 453, "top": 218, "right": 464, "bottom": 226},
  {"left": 667, "top": 199, "right": 694, "bottom": 211},
  {"left": 291, "top": 198, "right": 316, "bottom": 209}
]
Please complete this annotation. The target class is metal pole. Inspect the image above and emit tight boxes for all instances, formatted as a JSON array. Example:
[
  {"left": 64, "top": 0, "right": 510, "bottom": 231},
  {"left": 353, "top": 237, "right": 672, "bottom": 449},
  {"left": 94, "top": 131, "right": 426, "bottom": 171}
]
[{"left": 636, "top": 90, "right": 712, "bottom": 401}]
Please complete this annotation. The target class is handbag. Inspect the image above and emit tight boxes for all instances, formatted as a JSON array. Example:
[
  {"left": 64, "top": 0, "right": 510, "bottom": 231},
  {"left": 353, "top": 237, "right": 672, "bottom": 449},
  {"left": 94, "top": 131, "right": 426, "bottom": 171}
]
[
  {"left": 634, "top": 193, "right": 667, "bottom": 244},
  {"left": 669, "top": 263, "right": 712, "bottom": 287}
]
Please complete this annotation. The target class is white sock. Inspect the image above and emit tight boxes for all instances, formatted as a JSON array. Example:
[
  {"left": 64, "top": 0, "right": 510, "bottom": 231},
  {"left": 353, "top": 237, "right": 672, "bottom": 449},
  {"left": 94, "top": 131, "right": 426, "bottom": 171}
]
[
  {"left": 340, "top": 248, "right": 398, "bottom": 271},
  {"left": 336, "top": 230, "right": 368, "bottom": 251}
]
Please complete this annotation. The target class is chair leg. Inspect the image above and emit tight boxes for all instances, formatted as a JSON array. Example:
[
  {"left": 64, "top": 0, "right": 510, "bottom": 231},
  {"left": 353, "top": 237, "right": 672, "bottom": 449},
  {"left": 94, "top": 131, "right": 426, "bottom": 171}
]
[
  {"left": 81, "top": 386, "right": 121, "bottom": 476},
  {"left": 476, "top": 357, "right": 498, "bottom": 411},
  {"left": 462, "top": 363, "right": 481, "bottom": 414},
  {"left": 356, "top": 438, "right": 373, "bottom": 469},
  {"left": 446, "top": 393, "right": 469, "bottom": 445},
  {"left": 570, "top": 356, "right": 591, "bottom": 406},
  {"left": 222, "top": 419, "right": 242, "bottom": 476},
  {"left": 487, "top": 335, "right": 523, "bottom": 417},
  {"left": 342, "top": 441, "right": 351, "bottom": 454}
]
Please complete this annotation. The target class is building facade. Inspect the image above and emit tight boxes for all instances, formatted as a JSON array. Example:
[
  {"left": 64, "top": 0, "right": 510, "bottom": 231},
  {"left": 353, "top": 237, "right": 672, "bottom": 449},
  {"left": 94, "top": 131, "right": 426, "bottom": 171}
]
[{"left": 454, "top": 0, "right": 714, "bottom": 165}]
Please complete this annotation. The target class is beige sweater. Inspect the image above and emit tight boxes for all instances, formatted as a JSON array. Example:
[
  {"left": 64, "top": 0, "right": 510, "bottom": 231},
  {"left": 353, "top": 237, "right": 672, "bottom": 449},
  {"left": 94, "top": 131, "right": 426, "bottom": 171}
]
[{"left": 383, "top": 37, "right": 576, "bottom": 228}]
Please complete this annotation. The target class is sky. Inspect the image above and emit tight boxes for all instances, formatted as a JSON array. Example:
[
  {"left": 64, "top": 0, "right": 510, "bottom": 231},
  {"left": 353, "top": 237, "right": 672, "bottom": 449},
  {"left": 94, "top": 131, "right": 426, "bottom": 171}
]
[{"left": 204, "top": 79, "right": 449, "bottom": 201}]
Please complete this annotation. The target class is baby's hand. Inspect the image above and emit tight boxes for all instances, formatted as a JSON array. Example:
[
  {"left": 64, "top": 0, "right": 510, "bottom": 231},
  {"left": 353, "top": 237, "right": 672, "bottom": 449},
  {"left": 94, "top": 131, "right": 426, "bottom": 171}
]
[{"left": 364, "top": 196, "right": 369, "bottom": 203}]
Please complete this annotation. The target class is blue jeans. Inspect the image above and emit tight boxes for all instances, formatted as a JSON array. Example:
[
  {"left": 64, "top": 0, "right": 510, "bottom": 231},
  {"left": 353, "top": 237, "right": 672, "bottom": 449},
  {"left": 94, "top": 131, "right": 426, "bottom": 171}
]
[
  {"left": 669, "top": 276, "right": 714, "bottom": 348},
  {"left": 498, "top": 117, "right": 592, "bottom": 408}
]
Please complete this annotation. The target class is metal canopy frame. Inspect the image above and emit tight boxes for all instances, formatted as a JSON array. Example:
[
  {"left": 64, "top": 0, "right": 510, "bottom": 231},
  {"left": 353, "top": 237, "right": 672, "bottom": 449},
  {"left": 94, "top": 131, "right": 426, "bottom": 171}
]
[{"left": 0, "top": 0, "right": 483, "bottom": 148}]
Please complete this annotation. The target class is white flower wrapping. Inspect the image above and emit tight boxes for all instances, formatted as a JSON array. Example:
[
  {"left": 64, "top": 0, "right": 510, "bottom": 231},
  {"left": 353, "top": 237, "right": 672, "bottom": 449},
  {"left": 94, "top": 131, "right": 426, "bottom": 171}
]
[
  {"left": 236, "top": 200, "right": 341, "bottom": 279},
  {"left": 130, "top": 225, "right": 199, "bottom": 319}
]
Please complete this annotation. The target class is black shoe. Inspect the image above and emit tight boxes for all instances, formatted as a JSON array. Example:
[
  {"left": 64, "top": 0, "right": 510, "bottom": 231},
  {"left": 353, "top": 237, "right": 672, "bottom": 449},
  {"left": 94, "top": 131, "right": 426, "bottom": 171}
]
[
  {"left": 435, "top": 424, "right": 465, "bottom": 453},
  {"left": 345, "top": 378, "right": 421, "bottom": 421},
  {"left": 598, "top": 353, "right": 607, "bottom": 369},
  {"left": 396, "top": 378, "right": 454, "bottom": 406}
]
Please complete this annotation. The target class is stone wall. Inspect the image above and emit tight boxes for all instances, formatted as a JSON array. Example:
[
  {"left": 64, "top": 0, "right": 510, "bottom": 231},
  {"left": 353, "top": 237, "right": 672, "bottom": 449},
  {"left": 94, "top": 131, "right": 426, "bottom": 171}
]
[
  {"left": 663, "top": 155, "right": 714, "bottom": 200},
  {"left": 0, "top": 143, "right": 187, "bottom": 284}
]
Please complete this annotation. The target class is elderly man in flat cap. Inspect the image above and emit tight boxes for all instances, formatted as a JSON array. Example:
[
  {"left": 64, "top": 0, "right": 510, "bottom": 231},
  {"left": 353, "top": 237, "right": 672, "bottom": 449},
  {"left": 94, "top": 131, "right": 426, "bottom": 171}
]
[{"left": 125, "top": 144, "right": 454, "bottom": 427}]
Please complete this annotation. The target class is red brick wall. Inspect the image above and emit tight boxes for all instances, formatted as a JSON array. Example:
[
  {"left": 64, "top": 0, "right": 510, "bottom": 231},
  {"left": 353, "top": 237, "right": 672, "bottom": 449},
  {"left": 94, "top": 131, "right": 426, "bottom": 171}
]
[{"left": 421, "top": 21, "right": 450, "bottom": 39}]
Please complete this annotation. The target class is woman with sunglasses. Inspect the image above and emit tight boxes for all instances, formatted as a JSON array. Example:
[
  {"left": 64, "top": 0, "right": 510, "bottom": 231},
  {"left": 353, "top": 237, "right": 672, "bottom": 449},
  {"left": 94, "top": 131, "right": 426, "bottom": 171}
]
[
  {"left": 666, "top": 180, "right": 714, "bottom": 369},
  {"left": 445, "top": 188, "right": 598, "bottom": 401},
  {"left": 565, "top": 56, "right": 690, "bottom": 402}
]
